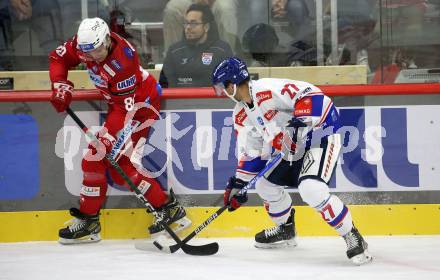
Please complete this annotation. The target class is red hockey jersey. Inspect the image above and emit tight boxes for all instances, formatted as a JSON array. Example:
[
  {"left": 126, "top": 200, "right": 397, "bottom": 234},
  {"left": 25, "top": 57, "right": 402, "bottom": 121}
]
[{"left": 49, "top": 32, "right": 159, "bottom": 113}]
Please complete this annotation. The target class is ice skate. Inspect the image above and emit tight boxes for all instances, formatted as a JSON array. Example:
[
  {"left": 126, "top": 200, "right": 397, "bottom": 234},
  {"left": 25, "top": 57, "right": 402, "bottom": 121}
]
[
  {"left": 58, "top": 208, "right": 101, "bottom": 245},
  {"left": 255, "top": 209, "right": 297, "bottom": 249},
  {"left": 343, "top": 226, "right": 373, "bottom": 265},
  {"left": 148, "top": 189, "right": 191, "bottom": 238}
]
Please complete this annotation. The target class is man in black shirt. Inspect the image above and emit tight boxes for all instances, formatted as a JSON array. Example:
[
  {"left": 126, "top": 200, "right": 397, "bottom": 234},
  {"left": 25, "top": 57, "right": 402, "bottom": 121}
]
[{"left": 159, "top": 3, "right": 233, "bottom": 88}]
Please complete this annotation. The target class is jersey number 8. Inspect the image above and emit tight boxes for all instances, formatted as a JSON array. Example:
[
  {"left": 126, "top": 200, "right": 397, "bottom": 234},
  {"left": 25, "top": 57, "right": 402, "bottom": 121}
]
[{"left": 124, "top": 97, "right": 134, "bottom": 111}]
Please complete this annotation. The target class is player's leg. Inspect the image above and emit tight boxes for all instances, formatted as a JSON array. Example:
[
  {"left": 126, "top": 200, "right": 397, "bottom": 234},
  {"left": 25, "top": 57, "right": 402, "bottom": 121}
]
[
  {"left": 254, "top": 175, "right": 296, "bottom": 248},
  {"left": 58, "top": 106, "right": 134, "bottom": 244},
  {"left": 58, "top": 153, "right": 106, "bottom": 244},
  {"left": 251, "top": 158, "right": 301, "bottom": 248},
  {"left": 298, "top": 134, "right": 372, "bottom": 265},
  {"left": 110, "top": 158, "right": 191, "bottom": 236},
  {"left": 110, "top": 101, "right": 191, "bottom": 236}
]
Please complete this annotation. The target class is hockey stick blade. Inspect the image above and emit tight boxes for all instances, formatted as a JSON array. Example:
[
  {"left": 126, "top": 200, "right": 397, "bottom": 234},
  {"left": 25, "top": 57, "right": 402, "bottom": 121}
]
[
  {"left": 153, "top": 240, "right": 219, "bottom": 256},
  {"left": 154, "top": 153, "right": 284, "bottom": 255}
]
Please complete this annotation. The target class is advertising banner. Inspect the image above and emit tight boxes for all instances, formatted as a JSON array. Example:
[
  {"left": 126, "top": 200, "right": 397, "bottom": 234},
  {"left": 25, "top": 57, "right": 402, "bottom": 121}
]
[{"left": 61, "top": 106, "right": 440, "bottom": 196}]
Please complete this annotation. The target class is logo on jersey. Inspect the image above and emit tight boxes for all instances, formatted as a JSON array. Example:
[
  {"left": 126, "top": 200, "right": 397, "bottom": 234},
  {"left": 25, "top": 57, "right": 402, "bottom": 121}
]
[
  {"left": 110, "top": 120, "right": 140, "bottom": 160},
  {"left": 88, "top": 70, "right": 107, "bottom": 88},
  {"left": 235, "top": 108, "right": 247, "bottom": 127},
  {"left": 264, "top": 110, "right": 278, "bottom": 121},
  {"left": 111, "top": 59, "right": 122, "bottom": 71},
  {"left": 201, "top": 53, "right": 213, "bottom": 65},
  {"left": 257, "top": 116, "right": 265, "bottom": 126},
  {"left": 117, "top": 75, "right": 136, "bottom": 90},
  {"left": 103, "top": 64, "right": 116, "bottom": 77},
  {"left": 256, "top": 91, "right": 272, "bottom": 106},
  {"left": 294, "top": 97, "right": 312, "bottom": 116},
  {"left": 302, "top": 87, "right": 312, "bottom": 94},
  {"left": 123, "top": 47, "right": 134, "bottom": 59}
]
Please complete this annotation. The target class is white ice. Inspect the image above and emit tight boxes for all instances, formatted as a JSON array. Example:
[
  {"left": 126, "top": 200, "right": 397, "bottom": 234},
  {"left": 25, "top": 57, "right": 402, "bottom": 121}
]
[{"left": 1, "top": 236, "right": 439, "bottom": 280}]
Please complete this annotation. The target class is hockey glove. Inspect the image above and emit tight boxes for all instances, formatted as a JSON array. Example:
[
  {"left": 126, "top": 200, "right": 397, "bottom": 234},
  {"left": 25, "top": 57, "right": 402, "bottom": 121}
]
[
  {"left": 224, "top": 176, "right": 248, "bottom": 212},
  {"left": 89, "top": 127, "right": 116, "bottom": 156},
  {"left": 91, "top": 128, "right": 116, "bottom": 157},
  {"left": 51, "top": 81, "right": 74, "bottom": 113}
]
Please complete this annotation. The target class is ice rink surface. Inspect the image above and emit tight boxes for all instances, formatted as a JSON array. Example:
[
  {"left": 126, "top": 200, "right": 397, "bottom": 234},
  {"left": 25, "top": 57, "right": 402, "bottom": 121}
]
[{"left": 1, "top": 236, "right": 439, "bottom": 280}]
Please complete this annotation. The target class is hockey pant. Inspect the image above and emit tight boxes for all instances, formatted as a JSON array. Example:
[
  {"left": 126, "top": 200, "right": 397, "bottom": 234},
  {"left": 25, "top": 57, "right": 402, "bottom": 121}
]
[
  {"left": 79, "top": 100, "right": 167, "bottom": 215},
  {"left": 260, "top": 134, "right": 353, "bottom": 236}
]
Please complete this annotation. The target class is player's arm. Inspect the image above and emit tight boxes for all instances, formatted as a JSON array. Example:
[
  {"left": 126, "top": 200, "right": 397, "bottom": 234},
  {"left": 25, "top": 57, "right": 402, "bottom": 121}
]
[
  {"left": 235, "top": 127, "right": 270, "bottom": 182},
  {"left": 49, "top": 36, "right": 81, "bottom": 83},
  {"left": 48, "top": 37, "right": 81, "bottom": 112},
  {"left": 224, "top": 110, "right": 271, "bottom": 211}
]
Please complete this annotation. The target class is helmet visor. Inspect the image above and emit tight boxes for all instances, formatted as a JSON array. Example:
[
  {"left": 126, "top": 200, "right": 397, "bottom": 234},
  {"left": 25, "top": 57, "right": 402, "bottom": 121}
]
[
  {"left": 78, "top": 43, "right": 96, "bottom": 53},
  {"left": 213, "top": 82, "right": 227, "bottom": 97},
  {"left": 77, "top": 42, "right": 108, "bottom": 62}
]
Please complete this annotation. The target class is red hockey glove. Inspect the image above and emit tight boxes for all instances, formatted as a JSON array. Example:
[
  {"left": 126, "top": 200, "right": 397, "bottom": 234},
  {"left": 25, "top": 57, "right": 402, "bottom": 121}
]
[
  {"left": 224, "top": 176, "right": 248, "bottom": 212},
  {"left": 95, "top": 130, "right": 116, "bottom": 156},
  {"left": 51, "top": 81, "right": 74, "bottom": 113}
]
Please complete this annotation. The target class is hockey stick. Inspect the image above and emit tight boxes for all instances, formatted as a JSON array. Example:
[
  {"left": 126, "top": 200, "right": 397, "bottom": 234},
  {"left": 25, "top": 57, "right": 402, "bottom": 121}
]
[
  {"left": 65, "top": 107, "right": 217, "bottom": 255},
  {"left": 154, "top": 152, "right": 284, "bottom": 253}
]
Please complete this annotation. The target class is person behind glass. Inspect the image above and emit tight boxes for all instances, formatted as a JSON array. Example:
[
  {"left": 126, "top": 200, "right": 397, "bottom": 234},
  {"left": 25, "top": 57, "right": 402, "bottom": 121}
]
[
  {"left": 163, "top": 0, "right": 239, "bottom": 54},
  {"left": 242, "top": 23, "right": 292, "bottom": 67},
  {"left": 0, "top": 0, "right": 14, "bottom": 70},
  {"left": 49, "top": 17, "right": 191, "bottom": 244},
  {"left": 159, "top": 3, "right": 233, "bottom": 88},
  {"left": 0, "top": 0, "right": 62, "bottom": 70}
]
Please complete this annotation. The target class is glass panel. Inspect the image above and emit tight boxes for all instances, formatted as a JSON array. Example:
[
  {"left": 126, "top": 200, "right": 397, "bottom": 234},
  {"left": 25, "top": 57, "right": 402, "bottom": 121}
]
[
  {"left": 370, "top": 0, "right": 440, "bottom": 83},
  {"left": 0, "top": 0, "right": 439, "bottom": 85}
]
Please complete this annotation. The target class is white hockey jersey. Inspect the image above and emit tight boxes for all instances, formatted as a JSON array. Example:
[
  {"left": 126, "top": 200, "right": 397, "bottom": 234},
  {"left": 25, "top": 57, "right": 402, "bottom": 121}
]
[{"left": 233, "top": 78, "right": 341, "bottom": 181}]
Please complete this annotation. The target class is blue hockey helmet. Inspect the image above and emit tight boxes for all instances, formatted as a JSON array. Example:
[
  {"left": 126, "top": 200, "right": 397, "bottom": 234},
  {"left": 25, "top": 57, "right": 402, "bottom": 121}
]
[{"left": 212, "top": 57, "right": 249, "bottom": 102}]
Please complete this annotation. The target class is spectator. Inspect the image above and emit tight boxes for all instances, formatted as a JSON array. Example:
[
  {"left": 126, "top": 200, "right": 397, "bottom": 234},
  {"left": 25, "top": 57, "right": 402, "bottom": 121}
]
[
  {"left": 159, "top": 3, "right": 233, "bottom": 88},
  {"left": 325, "top": 0, "right": 377, "bottom": 69},
  {"left": 370, "top": 0, "right": 427, "bottom": 75},
  {"left": 242, "top": 23, "right": 289, "bottom": 67},
  {"left": 0, "top": 0, "right": 13, "bottom": 70},
  {"left": 237, "top": 0, "right": 316, "bottom": 66},
  {"left": 109, "top": 8, "right": 154, "bottom": 68},
  {"left": 238, "top": 0, "right": 313, "bottom": 40},
  {"left": 163, "top": 0, "right": 239, "bottom": 54},
  {"left": 371, "top": 47, "right": 418, "bottom": 83},
  {"left": 0, "top": 0, "right": 63, "bottom": 70}
]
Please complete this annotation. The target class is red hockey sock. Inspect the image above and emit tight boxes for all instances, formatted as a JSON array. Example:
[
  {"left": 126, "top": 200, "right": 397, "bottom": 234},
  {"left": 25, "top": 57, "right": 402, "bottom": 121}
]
[
  {"left": 142, "top": 178, "right": 168, "bottom": 208},
  {"left": 79, "top": 185, "right": 107, "bottom": 215}
]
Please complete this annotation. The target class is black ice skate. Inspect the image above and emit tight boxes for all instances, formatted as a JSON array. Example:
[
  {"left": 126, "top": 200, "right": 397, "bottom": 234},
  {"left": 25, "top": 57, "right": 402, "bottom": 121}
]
[
  {"left": 255, "top": 208, "right": 297, "bottom": 249},
  {"left": 343, "top": 226, "right": 373, "bottom": 265},
  {"left": 148, "top": 189, "right": 191, "bottom": 237},
  {"left": 58, "top": 208, "right": 101, "bottom": 245}
]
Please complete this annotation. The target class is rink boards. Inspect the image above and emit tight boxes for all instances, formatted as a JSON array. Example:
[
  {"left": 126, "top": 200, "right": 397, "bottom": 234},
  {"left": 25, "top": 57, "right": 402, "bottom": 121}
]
[
  {"left": 1, "top": 91, "right": 440, "bottom": 241},
  {"left": 1, "top": 205, "right": 440, "bottom": 242}
]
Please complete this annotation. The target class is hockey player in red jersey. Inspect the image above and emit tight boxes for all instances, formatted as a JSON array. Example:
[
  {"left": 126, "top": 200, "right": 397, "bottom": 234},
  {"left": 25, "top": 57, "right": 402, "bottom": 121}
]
[
  {"left": 49, "top": 17, "right": 191, "bottom": 244},
  {"left": 212, "top": 57, "right": 372, "bottom": 265}
]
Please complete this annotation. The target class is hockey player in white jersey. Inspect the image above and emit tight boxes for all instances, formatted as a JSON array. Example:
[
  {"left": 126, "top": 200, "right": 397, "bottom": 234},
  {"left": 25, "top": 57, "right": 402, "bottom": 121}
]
[{"left": 212, "top": 57, "right": 372, "bottom": 265}]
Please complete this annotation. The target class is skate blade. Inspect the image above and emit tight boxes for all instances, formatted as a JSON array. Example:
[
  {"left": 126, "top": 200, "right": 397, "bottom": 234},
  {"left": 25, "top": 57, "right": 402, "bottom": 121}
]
[
  {"left": 58, "top": 233, "right": 101, "bottom": 245},
  {"left": 351, "top": 250, "right": 373, "bottom": 265},
  {"left": 254, "top": 238, "right": 297, "bottom": 249},
  {"left": 149, "top": 217, "right": 192, "bottom": 239}
]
